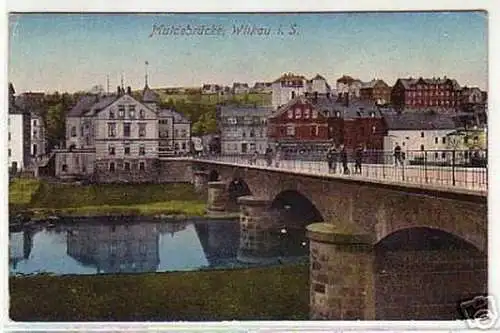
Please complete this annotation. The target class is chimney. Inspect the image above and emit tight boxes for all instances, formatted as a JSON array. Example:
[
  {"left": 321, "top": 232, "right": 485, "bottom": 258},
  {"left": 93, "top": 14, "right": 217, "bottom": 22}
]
[
  {"left": 117, "top": 86, "right": 121, "bottom": 95},
  {"left": 127, "top": 86, "right": 132, "bottom": 95},
  {"left": 345, "top": 92, "right": 349, "bottom": 107}
]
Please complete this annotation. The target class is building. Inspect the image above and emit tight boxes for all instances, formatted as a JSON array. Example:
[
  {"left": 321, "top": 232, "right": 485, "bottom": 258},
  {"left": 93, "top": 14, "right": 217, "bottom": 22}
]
[
  {"left": 267, "top": 94, "right": 331, "bottom": 156},
  {"left": 391, "top": 77, "right": 461, "bottom": 110},
  {"left": 251, "top": 82, "right": 273, "bottom": 93},
  {"left": 55, "top": 81, "right": 191, "bottom": 181},
  {"left": 219, "top": 105, "right": 272, "bottom": 154},
  {"left": 8, "top": 83, "right": 31, "bottom": 173},
  {"left": 382, "top": 111, "right": 457, "bottom": 163},
  {"left": 360, "top": 79, "right": 392, "bottom": 105},
  {"left": 202, "top": 84, "right": 223, "bottom": 95},
  {"left": 271, "top": 73, "right": 333, "bottom": 110},
  {"left": 336, "top": 75, "right": 362, "bottom": 99},
  {"left": 232, "top": 82, "right": 250, "bottom": 94}
]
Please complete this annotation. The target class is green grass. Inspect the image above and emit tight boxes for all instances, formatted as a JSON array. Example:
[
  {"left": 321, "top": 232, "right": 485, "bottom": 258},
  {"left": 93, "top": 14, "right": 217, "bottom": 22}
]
[
  {"left": 9, "top": 180, "right": 207, "bottom": 218},
  {"left": 10, "top": 264, "right": 309, "bottom": 321},
  {"left": 8, "top": 178, "right": 42, "bottom": 206}
]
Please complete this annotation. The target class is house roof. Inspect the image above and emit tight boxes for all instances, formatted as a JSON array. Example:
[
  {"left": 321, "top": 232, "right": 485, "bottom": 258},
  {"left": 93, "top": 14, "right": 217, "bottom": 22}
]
[
  {"left": 158, "top": 108, "right": 190, "bottom": 123},
  {"left": 360, "top": 79, "right": 389, "bottom": 89},
  {"left": 142, "top": 85, "right": 160, "bottom": 103},
  {"left": 67, "top": 95, "right": 100, "bottom": 117},
  {"left": 220, "top": 105, "right": 273, "bottom": 117},
  {"left": 273, "top": 73, "right": 306, "bottom": 83},
  {"left": 384, "top": 112, "right": 457, "bottom": 130},
  {"left": 233, "top": 82, "right": 249, "bottom": 88},
  {"left": 337, "top": 75, "right": 357, "bottom": 84},
  {"left": 396, "top": 77, "right": 461, "bottom": 90},
  {"left": 15, "top": 94, "right": 46, "bottom": 116}
]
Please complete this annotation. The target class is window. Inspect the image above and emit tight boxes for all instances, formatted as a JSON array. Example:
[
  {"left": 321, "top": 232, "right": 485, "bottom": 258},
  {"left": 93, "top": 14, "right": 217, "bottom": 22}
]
[
  {"left": 139, "top": 144, "right": 145, "bottom": 155},
  {"left": 250, "top": 129, "right": 255, "bottom": 137},
  {"left": 291, "top": 91, "right": 296, "bottom": 99},
  {"left": 181, "top": 129, "right": 187, "bottom": 138},
  {"left": 372, "top": 126, "right": 376, "bottom": 134},
  {"left": 370, "top": 112, "right": 375, "bottom": 118},
  {"left": 242, "top": 131, "right": 246, "bottom": 138},
  {"left": 441, "top": 152, "right": 446, "bottom": 159},
  {"left": 295, "top": 108, "right": 302, "bottom": 119},
  {"left": 335, "top": 111, "right": 341, "bottom": 118},
  {"left": 464, "top": 136, "right": 469, "bottom": 144},
  {"left": 286, "top": 125, "right": 295, "bottom": 136},
  {"left": 33, "top": 119, "right": 37, "bottom": 126},
  {"left": 138, "top": 123, "right": 146, "bottom": 137},
  {"left": 175, "top": 143, "right": 179, "bottom": 150},
  {"left": 118, "top": 105, "right": 125, "bottom": 118},
  {"left": 8, "top": 132, "right": 11, "bottom": 141},
  {"left": 108, "top": 144, "right": 115, "bottom": 155},
  {"left": 304, "top": 108, "right": 310, "bottom": 119},
  {"left": 124, "top": 143, "right": 131, "bottom": 155},
  {"left": 175, "top": 129, "right": 179, "bottom": 138},
  {"left": 442, "top": 137, "right": 446, "bottom": 144},
  {"left": 109, "top": 110, "right": 115, "bottom": 119},
  {"left": 435, "top": 137, "right": 438, "bottom": 144},
  {"left": 124, "top": 162, "right": 130, "bottom": 171},
  {"left": 123, "top": 123, "right": 131, "bottom": 137},
  {"left": 312, "top": 110, "right": 318, "bottom": 119},
  {"left": 435, "top": 152, "right": 438, "bottom": 159},
  {"left": 139, "top": 162, "right": 145, "bottom": 171},
  {"left": 71, "top": 126, "right": 77, "bottom": 137},
  {"left": 8, "top": 149, "right": 11, "bottom": 157},
  {"left": 62, "top": 164, "right": 67, "bottom": 172},
  {"left": 420, "top": 144, "right": 424, "bottom": 151},
  {"left": 287, "top": 110, "right": 293, "bottom": 119},
  {"left": 128, "top": 105, "right": 136, "bottom": 118},
  {"left": 182, "top": 142, "right": 186, "bottom": 150},
  {"left": 109, "top": 162, "right": 115, "bottom": 172},
  {"left": 311, "top": 126, "right": 318, "bottom": 136},
  {"left": 139, "top": 109, "right": 145, "bottom": 119},
  {"left": 108, "top": 123, "right": 116, "bottom": 137},
  {"left": 473, "top": 136, "right": 479, "bottom": 143},
  {"left": 420, "top": 132, "right": 424, "bottom": 138}
]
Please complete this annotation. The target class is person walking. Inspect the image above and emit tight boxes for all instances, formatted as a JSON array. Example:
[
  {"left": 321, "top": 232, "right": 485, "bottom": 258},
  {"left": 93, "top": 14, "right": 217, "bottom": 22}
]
[
  {"left": 354, "top": 144, "right": 364, "bottom": 174},
  {"left": 265, "top": 146, "right": 273, "bottom": 166},
  {"left": 394, "top": 143, "right": 403, "bottom": 166},
  {"left": 340, "top": 144, "right": 349, "bottom": 175},
  {"left": 326, "top": 143, "right": 338, "bottom": 174}
]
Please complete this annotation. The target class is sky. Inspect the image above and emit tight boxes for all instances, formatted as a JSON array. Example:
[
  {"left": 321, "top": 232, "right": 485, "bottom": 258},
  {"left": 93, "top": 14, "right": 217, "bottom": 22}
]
[{"left": 8, "top": 11, "right": 488, "bottom": 94}]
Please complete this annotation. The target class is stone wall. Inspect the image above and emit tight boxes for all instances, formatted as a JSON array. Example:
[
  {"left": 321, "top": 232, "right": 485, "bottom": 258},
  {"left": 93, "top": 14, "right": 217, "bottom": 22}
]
[{"left": 94, "top": 159, "right": 193, "bottom": 184}]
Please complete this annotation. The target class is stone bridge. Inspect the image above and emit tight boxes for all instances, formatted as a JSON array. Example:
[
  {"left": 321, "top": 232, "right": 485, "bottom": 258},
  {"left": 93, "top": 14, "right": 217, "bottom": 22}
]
[{"left": 191, "top": 159, "right": 488, "bottom": 321}]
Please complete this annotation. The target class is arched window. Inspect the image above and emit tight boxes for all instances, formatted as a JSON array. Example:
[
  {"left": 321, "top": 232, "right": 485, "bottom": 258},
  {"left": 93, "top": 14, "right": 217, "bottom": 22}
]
[{"left": 71, "top": 126, "right": 77, "bottom": 137}]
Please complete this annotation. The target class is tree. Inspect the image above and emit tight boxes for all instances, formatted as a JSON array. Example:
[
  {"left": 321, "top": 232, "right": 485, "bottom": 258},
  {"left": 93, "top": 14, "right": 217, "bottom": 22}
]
[{"left": 44, "top": 103, "right": 66, "bottom": 150}]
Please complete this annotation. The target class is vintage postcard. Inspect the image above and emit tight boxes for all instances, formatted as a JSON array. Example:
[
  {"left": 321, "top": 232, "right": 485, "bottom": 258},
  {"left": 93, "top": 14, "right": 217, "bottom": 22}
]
[{"left": 6, "top": 9, "right": 492, "bottom": 330}]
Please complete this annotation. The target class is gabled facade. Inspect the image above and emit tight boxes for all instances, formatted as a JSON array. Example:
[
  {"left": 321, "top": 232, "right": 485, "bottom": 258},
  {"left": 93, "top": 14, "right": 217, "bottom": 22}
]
[
  {"left": 271, "top": 73, "right": 332, "bottom": 110},
  {"left": 336, "top": 75, "right": 362, "bottom": 99},
  {"left": 360, "top": 79, "right": 391, "bottom": 105}
]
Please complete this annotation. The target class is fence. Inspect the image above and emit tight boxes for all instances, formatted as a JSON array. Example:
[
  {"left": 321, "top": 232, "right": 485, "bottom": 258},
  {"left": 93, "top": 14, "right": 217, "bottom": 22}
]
[{"left": 193, "top": 149, "right": 488, "bottom": 191}]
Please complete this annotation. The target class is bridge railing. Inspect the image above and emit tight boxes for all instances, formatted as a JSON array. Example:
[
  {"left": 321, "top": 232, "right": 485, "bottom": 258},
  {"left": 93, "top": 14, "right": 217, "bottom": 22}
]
[{"left": 193, "top": 149, "right": 488, "bottom": 191}]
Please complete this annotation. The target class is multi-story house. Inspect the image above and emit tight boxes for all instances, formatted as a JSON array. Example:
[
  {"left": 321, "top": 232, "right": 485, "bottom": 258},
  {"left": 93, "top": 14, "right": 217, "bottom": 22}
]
[
  {"left": 271, "top": 73, "right": 332, "bottom": 110},
  {"left": 219, "top": 106, "right": 272, "bottom": 154},
  {"left": 382, "top": 112, "right": 457, "bottom": 163},
  {"left": 232, "top": 82, "right": 250, "bottom": 95},
  {"left": 251, "top": 82, "right": 272, "bottom": 93},
  {"left": 55, "top": 83, "right": 191, "bottom": 182},
  {"left": 391, "top": 77, "right": 461, "bottom": 111},
  {"left": 8, "top": 83, "right": 31, "bottom": 173},
  {"left": 359, "top": 79, "right": 392, "bottom": 105},
  {"left": 202, "top": 84, "right": 223, "bottom": 95},
  {"left": 267, "top": 94, "right": 331, "bottom": 157},
  {"left": 336, "top": 75, "right": 362, "bottom": 99},
  {"left": 16, "top": 92, "right": 48, "bottom": 163}
]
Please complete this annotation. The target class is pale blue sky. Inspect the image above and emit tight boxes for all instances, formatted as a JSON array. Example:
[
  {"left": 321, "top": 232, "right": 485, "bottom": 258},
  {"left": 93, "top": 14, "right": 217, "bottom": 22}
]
[{"left": 8, "top": 12, "right": 488, "bottom": 93}]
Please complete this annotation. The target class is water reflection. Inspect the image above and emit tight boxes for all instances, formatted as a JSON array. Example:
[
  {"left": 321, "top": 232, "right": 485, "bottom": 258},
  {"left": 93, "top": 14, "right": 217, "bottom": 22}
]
[{"left": 9, "top": 218, "right": 309, "bottom": 276}]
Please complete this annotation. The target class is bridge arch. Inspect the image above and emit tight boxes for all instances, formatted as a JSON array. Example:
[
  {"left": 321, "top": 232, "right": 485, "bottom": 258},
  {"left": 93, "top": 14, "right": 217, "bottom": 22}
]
[
  {"left": 374, "top": 226, "right": 487, "bottom": 320},
  {"left": 270, "top": 190, "right": 324, "bottom": 229},
  {"left": 208, "top": 170, "right": 220, "bottom": 181}
]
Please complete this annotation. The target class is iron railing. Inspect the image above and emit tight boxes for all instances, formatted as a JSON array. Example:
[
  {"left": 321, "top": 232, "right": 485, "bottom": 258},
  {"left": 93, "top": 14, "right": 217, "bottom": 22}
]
[{"left": 192, "top": 149, "right": 487, "bottom": 191}]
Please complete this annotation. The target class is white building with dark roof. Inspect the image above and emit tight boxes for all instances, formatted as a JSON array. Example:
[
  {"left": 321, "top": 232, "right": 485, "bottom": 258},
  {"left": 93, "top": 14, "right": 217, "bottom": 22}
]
[
  {"left": 8, "top": 83, "right": 31, "bottom": 173},
  {"left": 271, "top": 73, "right": 332, "bottom": 110}
]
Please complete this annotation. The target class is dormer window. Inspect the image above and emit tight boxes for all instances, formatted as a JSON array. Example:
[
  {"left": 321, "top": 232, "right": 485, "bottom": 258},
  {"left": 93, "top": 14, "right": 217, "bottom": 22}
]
[
  {"left": 118, "top": 105, "right": 125, "bottom": 118},
  {"left": 336, "top": 111, "right": 341, "bottom": 118},
  {"left": 128, "top": 105, "right": 136, "bottom": 118},
  {"left": 304, "top": 108, "right": 310, "bottom": 119},
  {"left": 312, "top": 110, "right": 318, "bottom": 119},
  {"left": 370, "top": 112, "right": 375, "bottom": 118},
  {"left": 295, "top": 108, "right": 302, "bottom": 119},
  {"left": 287, "top": 110, "right": 293, "bottom": 119}
]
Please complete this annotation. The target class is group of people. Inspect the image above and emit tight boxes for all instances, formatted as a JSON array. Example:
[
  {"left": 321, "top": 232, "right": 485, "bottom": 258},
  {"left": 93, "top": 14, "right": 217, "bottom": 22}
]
[{"left": 325, "top": 143, "right": 365, "bottom": 175}]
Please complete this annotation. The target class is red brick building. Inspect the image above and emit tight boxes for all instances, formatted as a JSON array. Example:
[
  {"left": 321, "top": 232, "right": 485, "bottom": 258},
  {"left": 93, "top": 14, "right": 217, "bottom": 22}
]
[
  {"left": 391, "top": 77, "right": 461, "bottom": 110},
  {"left": 360, "top": 79, "right": 391, "bottom": 105}
]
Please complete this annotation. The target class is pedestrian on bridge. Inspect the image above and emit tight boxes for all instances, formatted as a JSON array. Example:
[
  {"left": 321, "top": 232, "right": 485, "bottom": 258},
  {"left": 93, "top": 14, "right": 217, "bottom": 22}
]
[
  {"left": 354, "top": 144, "right": 364, "bottom": 174},
  {"left": 265, "top": 146, "right": 273, "bottom": 167},
  {"left": 326, "top": 143, "right": 338, "bottom": 173},
  {"left": 340, "top": 144, "right": 349, "bottom": 175},
  {"left": 394, "top": 143, "right": 403, "bottom": 166}
]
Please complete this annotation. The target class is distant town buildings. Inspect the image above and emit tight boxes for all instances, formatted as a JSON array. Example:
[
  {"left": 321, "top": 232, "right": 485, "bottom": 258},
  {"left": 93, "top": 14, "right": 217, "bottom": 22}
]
[
  {"left": 336, "top": 75, "right": 363, "bottom": 100},
  {"left": 232, "top": 82, "right": 250, "bottom": 94},
  {"left": 359, "top": 79, "right": 392, "bottom": 105},
  {"left": 271, "top": 73, "right": 333, "bottom": 109}
]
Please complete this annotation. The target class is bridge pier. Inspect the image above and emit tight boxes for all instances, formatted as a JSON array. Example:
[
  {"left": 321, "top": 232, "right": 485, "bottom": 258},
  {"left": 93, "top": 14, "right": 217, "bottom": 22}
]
[
  {"left": 237, "top": 196, "right": 281, "bottom": 264},
  {"left": 193, "top": 170, "right": 209, "bottom": 195},
  {"left": 206, "top": 181, "right": 229, "bottom": 213},
  {"left": 306, "top": 222, "right": 375, "bottom": 320}
]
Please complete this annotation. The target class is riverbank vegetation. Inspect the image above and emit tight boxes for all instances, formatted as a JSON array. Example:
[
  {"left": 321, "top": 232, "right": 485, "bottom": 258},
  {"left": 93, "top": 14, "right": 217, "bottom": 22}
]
[
  {"left": 9, "top": 179, "right": 207, "bottom": 219},
  {"left": 10, "top": 264, "right": 309, "bottom": 321}
]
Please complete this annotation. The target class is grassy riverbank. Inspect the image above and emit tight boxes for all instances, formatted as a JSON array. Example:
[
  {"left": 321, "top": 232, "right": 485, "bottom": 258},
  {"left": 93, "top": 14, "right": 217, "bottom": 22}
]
[
  {"left": 9, "top": 179, "right": 207, "bottom": 219},
  {"left": 10, "top": 264, "right": 309, "bottom": 321}
]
